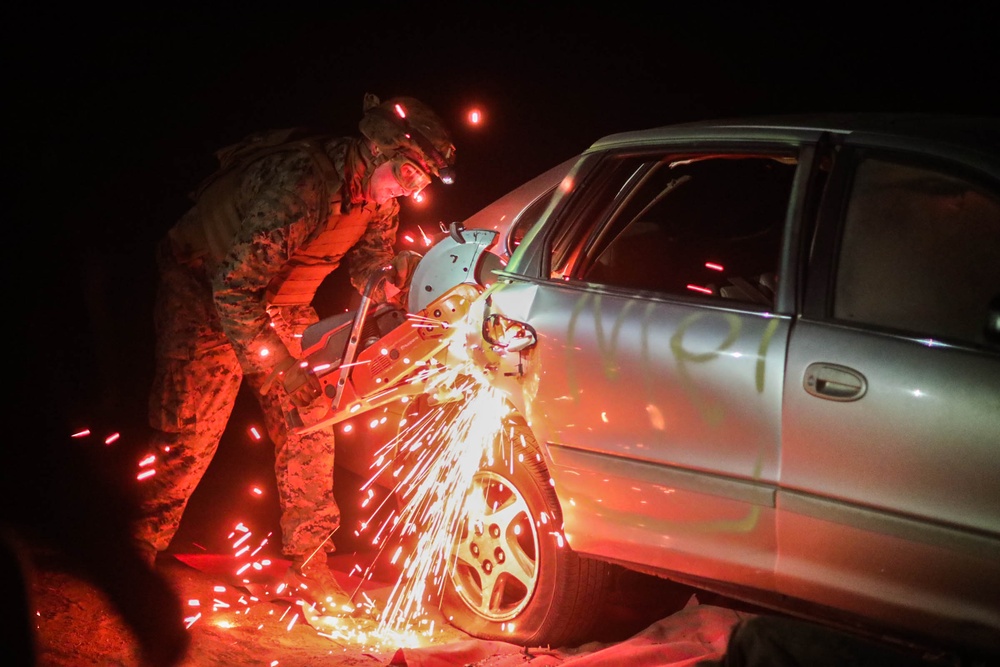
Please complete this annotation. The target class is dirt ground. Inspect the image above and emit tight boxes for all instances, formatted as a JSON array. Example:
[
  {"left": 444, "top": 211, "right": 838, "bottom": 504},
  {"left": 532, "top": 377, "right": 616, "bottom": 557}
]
[
  {"left": 22, "top": 545, "right": 733, "bottom": 667},
  {"left": 25, "top": 548, "right": 467, "bottom": 667},
  {"left": 23, "top": 545, "right": 966, "bottom": 667}
]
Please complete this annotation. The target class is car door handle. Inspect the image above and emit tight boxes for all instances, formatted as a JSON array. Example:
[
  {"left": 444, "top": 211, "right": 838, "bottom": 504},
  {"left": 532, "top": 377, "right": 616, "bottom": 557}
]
[{"left": 803, "top": 362, "right": 868, "bottom": 401}]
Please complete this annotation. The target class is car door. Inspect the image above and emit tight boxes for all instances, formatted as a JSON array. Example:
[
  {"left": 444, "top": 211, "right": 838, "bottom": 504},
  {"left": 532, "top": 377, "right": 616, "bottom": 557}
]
[
  {"left": 779, "top": 136, "right": 1000, "bottom": 650},
  {"left": 491, "top": 140, "right": 812, "bottom": 588}
]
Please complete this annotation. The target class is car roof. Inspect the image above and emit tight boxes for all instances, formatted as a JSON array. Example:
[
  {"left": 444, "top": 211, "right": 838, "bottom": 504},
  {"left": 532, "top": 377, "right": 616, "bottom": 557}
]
[{"left": 589, "top": 113, "right": 1000, "bottom": 154}]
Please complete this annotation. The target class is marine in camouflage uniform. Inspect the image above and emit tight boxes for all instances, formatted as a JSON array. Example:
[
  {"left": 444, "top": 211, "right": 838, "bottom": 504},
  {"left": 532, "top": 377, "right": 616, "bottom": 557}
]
[{"left": 135, "top": 94, "right": 456, "bottom": 570}]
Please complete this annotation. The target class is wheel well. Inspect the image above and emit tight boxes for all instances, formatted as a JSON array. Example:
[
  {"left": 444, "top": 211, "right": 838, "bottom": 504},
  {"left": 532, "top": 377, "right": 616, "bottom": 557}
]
[{"left": 494, "top": 407, "right": 566, "bottom": 528}]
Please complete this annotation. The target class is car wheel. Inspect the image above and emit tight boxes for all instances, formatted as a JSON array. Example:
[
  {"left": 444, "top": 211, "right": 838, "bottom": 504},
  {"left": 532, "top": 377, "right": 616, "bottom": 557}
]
[{"left": 439, "top": 414, "right": 617, "bottom": 647}]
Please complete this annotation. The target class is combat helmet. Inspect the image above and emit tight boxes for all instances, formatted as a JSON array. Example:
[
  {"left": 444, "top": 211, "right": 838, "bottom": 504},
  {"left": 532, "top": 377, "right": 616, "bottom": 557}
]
[{"left": 359, "top": 93, "right": 456, "bottom": 184}]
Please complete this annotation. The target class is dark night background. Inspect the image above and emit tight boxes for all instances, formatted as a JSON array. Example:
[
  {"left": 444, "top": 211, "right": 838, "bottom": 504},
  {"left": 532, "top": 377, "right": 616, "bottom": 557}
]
[{"left": 6, "top": 4, "right": 997, "bottom": 552}]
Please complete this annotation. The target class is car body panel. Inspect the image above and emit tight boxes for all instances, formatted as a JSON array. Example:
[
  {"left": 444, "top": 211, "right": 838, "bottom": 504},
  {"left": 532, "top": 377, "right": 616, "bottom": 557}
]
[
  {"left": 782, "top": 323, "right": 1000, "bottom": 535},
  {"left": 548, "top": 444, "right": 779, "bottom": 591},
  {"left": 510, "top": 283, "right": 788, "bottom": 485},
  {"left": 457, "top": 113, "right": 1000, "bottom": 656},
  {"left": 775, "top": 493, "right": 1000, "bottom": 650},
  {"left": 461, "top": 157, "right": 576, "bottom": 260}
]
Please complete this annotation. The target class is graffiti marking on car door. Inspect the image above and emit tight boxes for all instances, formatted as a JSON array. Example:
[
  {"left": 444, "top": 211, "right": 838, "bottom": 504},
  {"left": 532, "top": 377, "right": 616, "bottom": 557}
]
[{"left": 566, "top": 292, "right": 780, "bottom": 427}]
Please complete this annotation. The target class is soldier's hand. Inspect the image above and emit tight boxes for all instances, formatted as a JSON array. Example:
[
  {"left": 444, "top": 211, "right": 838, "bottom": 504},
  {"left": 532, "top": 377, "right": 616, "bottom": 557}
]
[
  {"left": 261, "top": 356, "right": 296, "bottom": 396},
  {"left": 388, "top": 250, "right": 423, "bottom": 289},
  {"left": 261, "top": 356, "right": 322, "bottom": 408}
]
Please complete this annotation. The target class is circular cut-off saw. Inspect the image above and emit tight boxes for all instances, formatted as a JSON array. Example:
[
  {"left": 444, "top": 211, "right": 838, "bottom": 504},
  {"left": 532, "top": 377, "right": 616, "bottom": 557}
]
[{"left": 287, "top": 222, "right": 503, "bottom": 433}]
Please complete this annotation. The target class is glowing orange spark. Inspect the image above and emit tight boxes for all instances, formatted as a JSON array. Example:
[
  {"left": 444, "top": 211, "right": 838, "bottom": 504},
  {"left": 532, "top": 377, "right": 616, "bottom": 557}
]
[
  {"left": 232, "top": 530, "right": 252, "bottom": 549},
  {"left": 416, "top": 225, "right": 432, "bottom": 247}
]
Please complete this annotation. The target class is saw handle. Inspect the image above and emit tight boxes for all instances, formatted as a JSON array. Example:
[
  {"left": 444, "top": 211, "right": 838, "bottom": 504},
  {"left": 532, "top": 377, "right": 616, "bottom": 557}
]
[{"left": 329, "top": 268, "right": 391, "bottom": 411}]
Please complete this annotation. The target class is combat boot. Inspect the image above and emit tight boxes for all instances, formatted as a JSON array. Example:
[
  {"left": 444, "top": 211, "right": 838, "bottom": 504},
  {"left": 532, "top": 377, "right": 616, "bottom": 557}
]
[{"left": 286, "top": 554, "right": 355, "bottom": 614}]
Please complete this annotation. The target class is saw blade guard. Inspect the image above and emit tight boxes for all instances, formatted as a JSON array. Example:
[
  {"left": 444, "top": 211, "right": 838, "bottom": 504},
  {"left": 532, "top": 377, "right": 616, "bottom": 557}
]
[{"left": 408, "top": 224, "right": 502, "bottom": 313}]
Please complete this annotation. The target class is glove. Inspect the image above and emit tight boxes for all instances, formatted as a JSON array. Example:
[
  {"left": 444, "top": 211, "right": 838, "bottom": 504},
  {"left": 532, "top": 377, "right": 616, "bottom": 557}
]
[
  {"left": 388, "top": 250, "right": 423, "bottom": 290},
  {"left": 260, "top": 356, "right": 323, "bottom": 410}
]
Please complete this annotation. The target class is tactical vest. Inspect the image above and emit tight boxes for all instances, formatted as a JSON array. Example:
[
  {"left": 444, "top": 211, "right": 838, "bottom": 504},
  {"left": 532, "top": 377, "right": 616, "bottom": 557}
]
[
  {"left": 263, "top": 200, "right": 377, "bottom": 307},
  {"left": 167, "top": 132, "right": 368, "bottom": 307}
]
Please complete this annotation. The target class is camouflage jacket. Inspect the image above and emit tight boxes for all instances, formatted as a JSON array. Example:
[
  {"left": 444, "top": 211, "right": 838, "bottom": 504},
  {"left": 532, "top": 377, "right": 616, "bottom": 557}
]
[{"left": 172, "top": 136, "right": 399, "bottom": 375}]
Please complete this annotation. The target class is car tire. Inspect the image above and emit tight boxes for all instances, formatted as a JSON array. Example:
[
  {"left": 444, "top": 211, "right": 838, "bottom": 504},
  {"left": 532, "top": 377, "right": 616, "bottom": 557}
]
[{"left": 439, "top": 413, "right": 618, "bottom": 647}]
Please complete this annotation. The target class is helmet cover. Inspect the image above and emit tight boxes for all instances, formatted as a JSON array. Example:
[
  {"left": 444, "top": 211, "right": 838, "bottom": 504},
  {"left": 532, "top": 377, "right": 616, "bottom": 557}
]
[{"left": 359, "top": 93, "right": 456, "bottom": 183}]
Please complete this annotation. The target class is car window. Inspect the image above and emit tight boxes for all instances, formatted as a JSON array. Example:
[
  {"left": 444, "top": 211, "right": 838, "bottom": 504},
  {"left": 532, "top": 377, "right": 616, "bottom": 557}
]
[
  {"left": 552, "top": 153, "right": 796, "bottom": 307},
  {"left": 834, "top": 156, "right": 1000, "bottom": 347}
]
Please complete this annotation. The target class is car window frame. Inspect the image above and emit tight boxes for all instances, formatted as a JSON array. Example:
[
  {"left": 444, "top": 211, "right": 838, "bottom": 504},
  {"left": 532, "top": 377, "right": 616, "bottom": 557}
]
[
  {"left": 504, "top": 184, "right": 561, "bottom": 257},
  {"left": 536, "top": 144, "right": 812, "bottom": 312}
]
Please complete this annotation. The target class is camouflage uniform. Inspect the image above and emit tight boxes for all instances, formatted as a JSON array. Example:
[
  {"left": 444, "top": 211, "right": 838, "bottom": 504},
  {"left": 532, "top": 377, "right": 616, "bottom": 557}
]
[{"left": 137, "top": 135, "right": 399, "bottom": 557}]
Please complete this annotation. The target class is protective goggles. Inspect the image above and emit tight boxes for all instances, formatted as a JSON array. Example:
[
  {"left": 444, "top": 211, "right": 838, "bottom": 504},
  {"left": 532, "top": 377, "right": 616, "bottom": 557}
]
[{"left": 392, "top": 157, "right": 432, "bottom": 193}]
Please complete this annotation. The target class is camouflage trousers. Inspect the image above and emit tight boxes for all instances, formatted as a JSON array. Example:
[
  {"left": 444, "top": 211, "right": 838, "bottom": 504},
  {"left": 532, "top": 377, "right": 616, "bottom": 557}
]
[{"left": 135, "top": 255, "right": 340, "bottom": 557}]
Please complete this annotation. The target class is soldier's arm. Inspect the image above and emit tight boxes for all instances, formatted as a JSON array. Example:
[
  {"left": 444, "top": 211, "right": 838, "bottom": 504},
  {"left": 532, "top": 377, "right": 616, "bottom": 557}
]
[
  {"left": 211, "top": 183, "right": 312, "bottom": 375},
  {"left": 345, "top": 200, "right": 400, "bottom": 297}
]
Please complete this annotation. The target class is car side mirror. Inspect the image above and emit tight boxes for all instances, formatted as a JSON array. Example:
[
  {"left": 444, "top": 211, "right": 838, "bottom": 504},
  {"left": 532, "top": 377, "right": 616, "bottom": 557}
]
[{"left": 482, "top": 313, "right": 537, "bottom": 353}]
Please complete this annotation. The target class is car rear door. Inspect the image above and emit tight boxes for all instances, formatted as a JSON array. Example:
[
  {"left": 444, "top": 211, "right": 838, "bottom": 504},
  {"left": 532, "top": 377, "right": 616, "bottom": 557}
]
[{"left": 779, "top": 134, "right": 1000, "bottom": 651}]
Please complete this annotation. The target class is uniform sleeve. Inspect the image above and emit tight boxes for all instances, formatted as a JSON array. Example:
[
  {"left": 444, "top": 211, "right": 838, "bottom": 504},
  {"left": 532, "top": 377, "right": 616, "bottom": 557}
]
[
  {"left": 345, "top": 200, "right": 400, "bottom": 298},
  {"left": 211, "top": 160, "right": 321, "bottom": 376}
]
